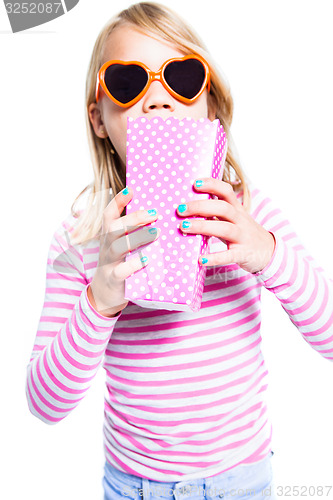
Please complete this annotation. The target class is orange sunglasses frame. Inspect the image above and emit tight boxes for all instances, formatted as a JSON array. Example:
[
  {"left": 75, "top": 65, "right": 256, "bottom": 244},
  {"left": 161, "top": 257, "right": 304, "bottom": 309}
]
[{"left": 95, "top": 54, "right": 211, "bottom": 107}]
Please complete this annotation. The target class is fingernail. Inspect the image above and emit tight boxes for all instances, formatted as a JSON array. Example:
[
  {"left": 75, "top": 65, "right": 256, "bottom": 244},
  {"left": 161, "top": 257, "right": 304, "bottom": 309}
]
[
  {"left": 122, "top": 187, "right": 129, "bottom": 195},
  {"left": 181, "top": 220, "right": 191, "bottom": 229},
  {"left": 178, "top": 204, "right": 187, "bottom": 213},
  {"left": 195, "top": 180, "right": 203, "bottom": 188},
  {"left": 147, "top": 209, "right": 157, "bottom": 216},
  {"left": 201, "top": 257, "right": 208, "bottom": 265},
  {"left": 148, "top": 227, "right": 158, "bottom": 234},
  {"left": 140, "top": 255, "right": 148, "bottom": 264}
]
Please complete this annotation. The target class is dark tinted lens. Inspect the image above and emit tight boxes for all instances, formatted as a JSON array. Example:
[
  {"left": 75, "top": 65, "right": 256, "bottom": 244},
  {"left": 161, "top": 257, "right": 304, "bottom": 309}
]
[
  {"left": 164, "top": 59, "right": 206, "bottom": 99},
  {"left": 104, "top": 64, "right": 148, "bottom": 103}
]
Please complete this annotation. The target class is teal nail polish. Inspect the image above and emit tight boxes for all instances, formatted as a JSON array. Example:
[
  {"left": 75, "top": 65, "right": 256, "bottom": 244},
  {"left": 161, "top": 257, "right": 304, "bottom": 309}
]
[
  {"left": 201, "top": 257, "right": 208, "bottom": 265},
  {"left": 148, "top": 209, "right": 157, "bottom": 216},
  {"left": 195, "top": 180, "right": 203, "bottom": 188},
  {"left": 178, "top": 204, "right": 187, "bottom": 213},
  {"left": 148, "top": 227, "right": 157, "bottom": 234},
  {"left": 181, "top": 220, "right": 191, "bottom": 229},
  {"left": 122, "top": 187, "right": 129, "bottom": 195},
  {"left": 140, "top": 256, "right": 148, "bottom": 264}
]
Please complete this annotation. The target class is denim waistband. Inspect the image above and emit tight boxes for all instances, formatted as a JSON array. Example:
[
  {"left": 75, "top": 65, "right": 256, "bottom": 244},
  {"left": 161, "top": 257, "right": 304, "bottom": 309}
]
[{"left": 104, "top": 450, "right": 274, "bottom": 494}]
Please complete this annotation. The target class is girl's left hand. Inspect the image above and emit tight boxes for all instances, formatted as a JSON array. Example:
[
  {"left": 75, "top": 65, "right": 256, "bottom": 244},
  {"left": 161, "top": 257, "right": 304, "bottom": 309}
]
[{"left": 177, "top": 178, "right": 275, "bottom": 274}]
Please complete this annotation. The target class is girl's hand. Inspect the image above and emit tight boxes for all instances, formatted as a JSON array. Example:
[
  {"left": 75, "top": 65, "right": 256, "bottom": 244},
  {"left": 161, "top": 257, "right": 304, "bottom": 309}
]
[
  {"left": 88, "top": 187, "right": 160, "bottom": 317},
  {"left": 177, "top": 178, "right": 275, "bottom": 274}
]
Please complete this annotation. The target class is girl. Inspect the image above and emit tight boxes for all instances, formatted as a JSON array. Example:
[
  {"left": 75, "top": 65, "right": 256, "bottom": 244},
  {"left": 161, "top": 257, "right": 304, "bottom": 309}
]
[{"left": 25, "top": 2, "right": 333, "bottom": 499}]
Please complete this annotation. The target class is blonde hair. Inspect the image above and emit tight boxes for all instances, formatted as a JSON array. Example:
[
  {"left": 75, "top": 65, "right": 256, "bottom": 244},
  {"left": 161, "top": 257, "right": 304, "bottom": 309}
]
[{"left": 70, "top": 1, "right": 250, "bottom": 245}]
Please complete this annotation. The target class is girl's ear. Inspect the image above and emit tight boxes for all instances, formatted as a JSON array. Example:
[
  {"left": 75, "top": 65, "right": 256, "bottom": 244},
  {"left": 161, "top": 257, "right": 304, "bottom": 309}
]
[{"left": 88, "top": 103, "right": 107, "bottom": 138}]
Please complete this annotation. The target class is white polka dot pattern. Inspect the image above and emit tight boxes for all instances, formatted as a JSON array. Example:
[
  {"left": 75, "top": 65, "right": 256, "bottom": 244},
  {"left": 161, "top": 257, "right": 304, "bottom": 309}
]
[{"left": 124, "top": 117, "right": 227, "bottom": 312}]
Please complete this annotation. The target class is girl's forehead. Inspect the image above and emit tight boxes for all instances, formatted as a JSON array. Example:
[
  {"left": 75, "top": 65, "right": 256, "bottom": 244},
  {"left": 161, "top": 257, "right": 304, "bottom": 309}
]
[{"left": 101, "top": 25, "right": 185, "bottom": 66}]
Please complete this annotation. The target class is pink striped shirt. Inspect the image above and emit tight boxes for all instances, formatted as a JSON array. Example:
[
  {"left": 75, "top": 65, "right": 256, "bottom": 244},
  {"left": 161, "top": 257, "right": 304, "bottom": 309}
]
[{"left": 26, "top": 186, "right": 333, "bottom": 481}]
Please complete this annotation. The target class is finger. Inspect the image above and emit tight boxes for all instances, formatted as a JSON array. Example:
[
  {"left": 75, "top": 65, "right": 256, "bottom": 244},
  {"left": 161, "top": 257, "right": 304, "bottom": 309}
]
[
  {"left": 106, "top": 206, "right": 159, "bottom": 240},
  {"left": 193, "top": 178, "right": 241, "bottom": 208},
  {"left": 177, "top": 198, "right": 237, "bottom": 223},
  {"left": 101, "top": 187, "right": 157, "bottom": 233},
  {"left": 179, "top": 219, "right": 238, "bottom": 243},
  {"left": 112, "top": 252, "right": 150, "bottom": 281},
  {"left": 199, "top": 248, "right": 237, "bottom": 268},
  {"left": 110, "top": 226, "right": 161, "bottom": 258},
  {"left": 103, "top": 187, "right": 133, "bottom": 224}
]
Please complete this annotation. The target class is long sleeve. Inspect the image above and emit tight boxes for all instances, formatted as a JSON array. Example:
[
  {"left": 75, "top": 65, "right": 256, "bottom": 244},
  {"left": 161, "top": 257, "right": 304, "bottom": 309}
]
[
  {"left": 252, "top": 187, "right": 333, "bottom": 361},
  {"left": 26, "top": 215, "right": 121, "bottom": 424}
]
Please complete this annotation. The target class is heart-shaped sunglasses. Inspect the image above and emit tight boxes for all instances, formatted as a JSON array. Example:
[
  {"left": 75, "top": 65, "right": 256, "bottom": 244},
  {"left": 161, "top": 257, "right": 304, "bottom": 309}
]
[{"left": 95, "top": 54, "right": 211, "bottom": 107}]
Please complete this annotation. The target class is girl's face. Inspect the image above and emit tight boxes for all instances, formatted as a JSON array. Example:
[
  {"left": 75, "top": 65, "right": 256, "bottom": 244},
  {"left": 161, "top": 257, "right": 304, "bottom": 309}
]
[{"left": 88, "top": 25, "right": 216, "bottom": 165}]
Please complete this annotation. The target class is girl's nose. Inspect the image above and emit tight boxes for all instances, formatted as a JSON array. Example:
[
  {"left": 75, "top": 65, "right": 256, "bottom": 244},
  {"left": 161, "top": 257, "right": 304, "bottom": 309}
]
[{"left": 142, "top": 81, "right": 175, "bottom": 112}]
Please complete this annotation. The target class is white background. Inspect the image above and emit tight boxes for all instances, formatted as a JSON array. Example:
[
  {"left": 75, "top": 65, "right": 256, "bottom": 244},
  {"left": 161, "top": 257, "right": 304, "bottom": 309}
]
[{"left": 1, "top": 0, "right": 333, "bottom": 498}]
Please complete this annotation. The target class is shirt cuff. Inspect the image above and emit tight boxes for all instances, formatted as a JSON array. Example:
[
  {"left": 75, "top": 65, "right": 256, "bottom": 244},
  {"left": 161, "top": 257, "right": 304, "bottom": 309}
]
[
  {"left": 253, "top": 233, "right": 289, "bottom": 288},
  {"left": 81, "top": 284, "right": 122, "bottom": 326}
]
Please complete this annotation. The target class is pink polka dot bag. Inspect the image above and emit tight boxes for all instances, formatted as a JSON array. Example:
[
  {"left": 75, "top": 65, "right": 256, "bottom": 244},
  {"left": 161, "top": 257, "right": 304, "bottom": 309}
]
[{"left": 125, "top": 116, "right": 227, "bottom": 312}]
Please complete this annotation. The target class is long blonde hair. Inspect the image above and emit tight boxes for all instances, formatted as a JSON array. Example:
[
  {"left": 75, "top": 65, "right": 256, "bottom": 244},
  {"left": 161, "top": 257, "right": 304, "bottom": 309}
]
[{"left": 70, "top": 1, "right": 250, "bottom": 245}]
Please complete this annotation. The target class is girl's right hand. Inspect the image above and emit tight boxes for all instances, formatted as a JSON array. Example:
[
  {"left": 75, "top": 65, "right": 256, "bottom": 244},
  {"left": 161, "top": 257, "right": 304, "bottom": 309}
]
[{"left": 87, "top": 187, "right": 160, "bottom": 317}]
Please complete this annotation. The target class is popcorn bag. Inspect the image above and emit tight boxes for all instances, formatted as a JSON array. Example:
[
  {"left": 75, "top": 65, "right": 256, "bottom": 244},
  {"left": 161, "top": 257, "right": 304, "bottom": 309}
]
[{"left": 124, "top": 116, "right": 227, "bottom": 312}]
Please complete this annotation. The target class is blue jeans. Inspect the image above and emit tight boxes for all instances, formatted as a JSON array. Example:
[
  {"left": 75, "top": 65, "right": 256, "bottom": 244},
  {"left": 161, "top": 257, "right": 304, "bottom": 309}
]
[{"left": 102, "top": 451, "right": 276, "bottom": 499}]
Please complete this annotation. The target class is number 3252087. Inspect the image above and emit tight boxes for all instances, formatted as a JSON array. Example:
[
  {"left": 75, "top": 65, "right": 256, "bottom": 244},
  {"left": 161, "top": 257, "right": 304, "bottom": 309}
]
[{"left": 5, "top": 3, "right": 62, "bottom": 14}]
